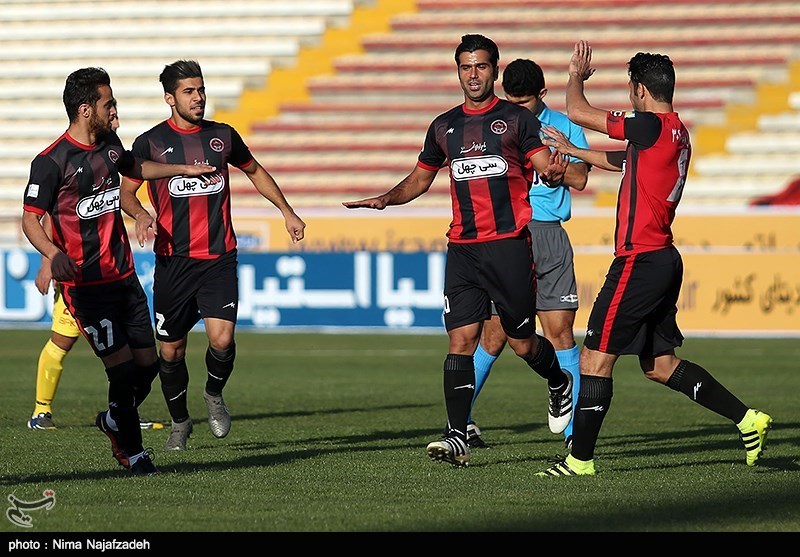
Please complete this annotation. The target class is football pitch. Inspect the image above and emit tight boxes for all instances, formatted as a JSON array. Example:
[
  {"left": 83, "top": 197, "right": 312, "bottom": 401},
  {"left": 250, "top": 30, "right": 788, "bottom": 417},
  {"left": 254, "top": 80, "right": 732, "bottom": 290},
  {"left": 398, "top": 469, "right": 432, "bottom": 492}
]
[{"left": 1, "top": 330, "right": 798, "bottom": 533}]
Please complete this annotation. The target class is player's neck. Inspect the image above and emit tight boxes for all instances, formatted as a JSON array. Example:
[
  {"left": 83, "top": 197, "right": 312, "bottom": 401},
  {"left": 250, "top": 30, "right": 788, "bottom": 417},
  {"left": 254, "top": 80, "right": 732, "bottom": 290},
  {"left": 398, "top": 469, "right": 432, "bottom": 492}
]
[
  {"left": 169, "top": 114, "right": 201, "bottom": 131},
  {"left": 642, "top": 99, "right": 674, "bottom": 114},
  {"left": 66, "top": 122, "right": 95, "bottom": 146}
]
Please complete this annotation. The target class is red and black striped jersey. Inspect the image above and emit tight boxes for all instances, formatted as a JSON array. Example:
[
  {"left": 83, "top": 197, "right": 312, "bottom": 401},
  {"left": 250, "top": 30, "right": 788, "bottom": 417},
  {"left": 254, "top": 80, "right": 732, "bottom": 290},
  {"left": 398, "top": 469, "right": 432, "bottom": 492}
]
[
  {"left": 418, "top": 96, "right": 547, "bottom": 243},
  {"left": 128, "top": 119, "right": 254, "bottom": 259},
  {"left": 607, "top": 110, "right": 691, "bottom": 257},
  {"left": 23, "top": 131, "right": 136, "bottom": 286}
]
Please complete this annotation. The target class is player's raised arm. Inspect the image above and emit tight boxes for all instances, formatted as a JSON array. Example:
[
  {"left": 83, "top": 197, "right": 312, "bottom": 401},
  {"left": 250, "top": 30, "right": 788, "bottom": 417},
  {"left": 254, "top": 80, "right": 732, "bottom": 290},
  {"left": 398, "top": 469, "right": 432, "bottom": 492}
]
[
  {"left": 565, "top": 41, "right": 609, "bottom": 135},
  {"left": 343, "top": 164, "right": 438, "bottom": 210}
]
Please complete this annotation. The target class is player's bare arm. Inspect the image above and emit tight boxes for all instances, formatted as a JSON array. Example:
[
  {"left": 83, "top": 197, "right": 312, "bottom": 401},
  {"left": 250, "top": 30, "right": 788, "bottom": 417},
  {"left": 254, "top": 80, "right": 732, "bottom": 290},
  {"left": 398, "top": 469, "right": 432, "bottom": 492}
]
[
  {"left": 343, "top": 165, "right": 438, "bottom": 210},
  {"left": 542, "top": 125, "right": 625, "bottom": 172},
  {"left": 34, "top": 213, "right": 55, "bottom": 294},
  {"left": 120, "top": 177, "right": 157, "bottom": 248},
  {"left": 21, "top": 210, "right": 78, "bottom": 282},
  {"left": 544, "top": 149, "right": 589, "bottom": 190},
  {"left": 530, "top": 147, "right": 567, "bottom": 186},
  {"left": 241, "top": 159, "right": 306, "bottom": 243},
  {"left": 565, "top": 40, "right": 608, "bottom": 135}
]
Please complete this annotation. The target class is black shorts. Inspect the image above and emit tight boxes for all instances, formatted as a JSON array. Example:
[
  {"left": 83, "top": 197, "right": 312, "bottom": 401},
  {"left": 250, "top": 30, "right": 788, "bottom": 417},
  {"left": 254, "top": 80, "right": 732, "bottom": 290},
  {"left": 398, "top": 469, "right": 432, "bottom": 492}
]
[
  {"left": 444, "top": 235, "right": 536, "bottom": 340},
  {"left": 584, "top": 246, "right": 684, "bottom": 357},
  {"left": 153, "top": 249, "right": 238, "bottom": 342},
  {"left": 61, "top": 273, "right": 156, "bottom": 358}
]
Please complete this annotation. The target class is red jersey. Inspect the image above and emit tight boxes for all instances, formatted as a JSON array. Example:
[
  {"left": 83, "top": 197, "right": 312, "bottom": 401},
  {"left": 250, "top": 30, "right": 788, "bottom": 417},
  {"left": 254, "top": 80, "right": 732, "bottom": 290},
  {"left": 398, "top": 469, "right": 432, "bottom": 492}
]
[
  {"left": 418, "top": 96, "right": 547, "bottom": 243},
  {"left": 128, "top": 119, "right": 254, "bottom": 259},
  {"left": 607, "top": 110, "right": 691, "bottom": 256},
  {"left": 23, "top": 131, "right": 136, "bottom": 286}
]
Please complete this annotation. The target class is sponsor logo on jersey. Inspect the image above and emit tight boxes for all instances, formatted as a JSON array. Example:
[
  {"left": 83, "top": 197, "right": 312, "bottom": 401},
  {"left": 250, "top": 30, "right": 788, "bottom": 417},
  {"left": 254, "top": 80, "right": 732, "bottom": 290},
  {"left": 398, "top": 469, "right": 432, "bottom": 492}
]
[
  {"left": 490, "top": 119, "right": 508, "bottom": 134},
  {"left": 451, "top": 155, "right": 508, "bottom": 180},
  {"left": 26, "top": 184, "right": 40, "bottom": 198},
  {"left": 209, "top": 137, "right": 225, "bottom": 152},
  {"left": 76, "top": 187, "right": 120, "bottom": 219},
  {"left": 168, "top": 175, "right": 225, "bottom": 198}
]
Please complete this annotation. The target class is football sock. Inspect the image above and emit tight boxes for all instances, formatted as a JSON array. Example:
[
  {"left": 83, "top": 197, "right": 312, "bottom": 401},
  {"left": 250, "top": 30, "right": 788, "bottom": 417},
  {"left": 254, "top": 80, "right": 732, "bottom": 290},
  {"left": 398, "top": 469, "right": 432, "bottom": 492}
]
[
  {"left": 469, "top": 344, "right": 498, "bottom": 422},
  {"left": 557, "top": 345, "right": 581, "bottom": 439},
  {"left": 570, "top": 375, "right": 613, "bottom": 461},
  {"left": 105, "top": 359, "right": 143, "bottom": 456},
  {"left": 205, "top": 343, "right": 235, "bottom": 396},
  {"left": 524, "top": 335, "right": 568, "bottom": 389},
  {"left": 33, "top": 339, "right": 67, "bottom": 415},
  {"left": 666, "top": 360, "right": 749, "bottom": 423},
  {"left": 443, "top": 353, "right": 475, "bottom": 442},
  {"left": 159, "top": 357, "right": 190, "bottom": 422},
  {"left": 133, "top": 360, "right": 160, "bottom": 408}
]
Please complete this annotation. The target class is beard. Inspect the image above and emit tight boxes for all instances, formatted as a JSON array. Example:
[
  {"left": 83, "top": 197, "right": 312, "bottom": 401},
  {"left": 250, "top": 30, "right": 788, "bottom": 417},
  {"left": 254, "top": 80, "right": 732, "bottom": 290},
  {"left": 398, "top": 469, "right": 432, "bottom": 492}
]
[
  {"left": 89, "top": 112, "right": 114, "bottom": 139},
  {"left": 176, "top": 103, "right": 204, "bottom": 125}
]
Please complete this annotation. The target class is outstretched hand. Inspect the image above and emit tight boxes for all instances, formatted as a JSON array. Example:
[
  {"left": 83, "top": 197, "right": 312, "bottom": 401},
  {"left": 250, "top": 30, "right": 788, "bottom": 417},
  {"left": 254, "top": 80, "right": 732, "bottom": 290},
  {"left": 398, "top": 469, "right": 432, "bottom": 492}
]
[
  {"left": 541, "top": 125, "right": 578, "bottom": 157},
  {"left": 541, "top": 150, "right": 568, "bottom": 187},
  {"left": 342, "top": 196, "right": 388, "bottom": 210},
  {"left": 570, "top": 40, "right": 595, "bottom": 81}
]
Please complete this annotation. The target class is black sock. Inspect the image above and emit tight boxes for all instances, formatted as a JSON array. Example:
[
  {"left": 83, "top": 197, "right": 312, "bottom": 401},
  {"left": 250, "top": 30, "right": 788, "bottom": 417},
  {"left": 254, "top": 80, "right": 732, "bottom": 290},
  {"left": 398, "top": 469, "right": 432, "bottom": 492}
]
[
  {"left": 159, "top": 357, "right": 190, "bottom": 422},
  {"left": 443, "top": 353, "right": 475, "bottom": 442},
  {"left": 571, "top": 375, "right": 613, "bottom": 462},
  {"left": 133, "top": 360, "right": 160, "bottom": 408},
  {"left": 666, "top": 360, "right": 748, "bottom": 423},
  {"left": 105, "top": 360, "right": 143, "bottom": 456},
  {"left": 205, "top": 344, "right": 235, "bottom": 396},
  {"left": 524, "top": 335, "right": 567, "bottom": 389}
]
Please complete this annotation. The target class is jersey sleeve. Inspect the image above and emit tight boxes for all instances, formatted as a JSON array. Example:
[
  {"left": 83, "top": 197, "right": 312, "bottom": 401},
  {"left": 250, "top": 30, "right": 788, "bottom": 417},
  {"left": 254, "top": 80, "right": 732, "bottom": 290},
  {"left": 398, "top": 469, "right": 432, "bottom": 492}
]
[
  {"left": 519, "top": 109, "right": 546, "bottom": 159},
  {"left": 23, "top": 155, "right": 60, "bottom": 215},
  {"left": 607, "top": 110, "right": 661, "bottom": 150},
  {"left": 417, "top": 119, "right": 446, "bottom": 171},
  {"left": 124, "top": 134, "right": 149, "bottom": 185},
  {"left": 228, "top": 126, "right": 254, "bottom": 169}
]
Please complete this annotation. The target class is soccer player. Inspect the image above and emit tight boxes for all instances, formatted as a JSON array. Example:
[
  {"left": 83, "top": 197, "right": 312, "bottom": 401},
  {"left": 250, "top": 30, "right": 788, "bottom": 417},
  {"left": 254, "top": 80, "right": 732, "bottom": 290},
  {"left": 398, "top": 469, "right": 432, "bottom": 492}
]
[
  {"left": 537, "top": 41, "right": 772, "bottom": 476},
  {"left": 344, "top": 34, "right": 583, "bottom": 467},
  {"left": 465, "top": 58, "right": 590, "bottom": 450},
  {"left": 26, "top": 114, "right": 162, "bottom": 432},
  {"left": 22, "top": 67, "right": 217, "bottom": 475},
  {"left": 120, "top": 60, "right": 306, "bottom": 451}
]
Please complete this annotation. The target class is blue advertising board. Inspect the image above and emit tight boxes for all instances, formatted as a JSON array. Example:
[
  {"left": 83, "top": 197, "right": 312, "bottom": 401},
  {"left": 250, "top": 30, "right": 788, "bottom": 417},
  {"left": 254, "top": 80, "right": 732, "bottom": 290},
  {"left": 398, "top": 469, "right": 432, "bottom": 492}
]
[{"left": 0, "top": 249, "right": 446, "bottom": 331}]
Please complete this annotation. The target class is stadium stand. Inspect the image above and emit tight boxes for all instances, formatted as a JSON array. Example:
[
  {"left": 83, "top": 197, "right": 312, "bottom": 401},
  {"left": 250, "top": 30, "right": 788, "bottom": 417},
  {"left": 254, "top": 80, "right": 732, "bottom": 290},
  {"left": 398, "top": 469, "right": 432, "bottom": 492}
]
[{"left": 2, "top": 0, "right": 800, "bottom": 241}]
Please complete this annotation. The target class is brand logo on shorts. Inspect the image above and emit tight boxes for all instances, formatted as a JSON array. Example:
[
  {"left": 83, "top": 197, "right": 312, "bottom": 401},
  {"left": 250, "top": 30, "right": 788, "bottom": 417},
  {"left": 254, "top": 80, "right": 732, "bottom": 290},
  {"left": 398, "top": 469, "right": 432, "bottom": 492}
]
[
  {"left": 451, "top": 155, "right": 508, "bottom": 180},
  {"left": 168, "top": 175, "right": 225, "bottom": 197},
  {"left": 222, "top": 302, "right": 236, "bottom": 309},
  {"left": 516, "top": 317, "right": 530, "bottom": 330},
  {"left": 586, "top": 329, "right": 594, "bottom": 336},
  {"left": 560, "top": 294, "right": 578, "bottom": 303},
  {"left": 76, "top": 187, "right": 120, "bottom": 219}
]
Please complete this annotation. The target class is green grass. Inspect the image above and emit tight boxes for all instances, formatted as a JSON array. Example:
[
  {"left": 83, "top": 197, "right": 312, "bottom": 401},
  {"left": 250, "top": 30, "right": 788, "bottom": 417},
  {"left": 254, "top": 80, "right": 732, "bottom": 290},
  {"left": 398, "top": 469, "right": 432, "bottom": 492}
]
[{"left": 1, "top": 330, "right": 798, "bottom": 532}]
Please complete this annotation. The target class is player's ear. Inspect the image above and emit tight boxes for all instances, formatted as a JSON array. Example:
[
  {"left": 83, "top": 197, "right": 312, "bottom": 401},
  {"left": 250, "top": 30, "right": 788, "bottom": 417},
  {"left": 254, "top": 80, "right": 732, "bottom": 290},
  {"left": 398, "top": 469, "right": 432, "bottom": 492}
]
[
  {"left": 539, "top": 88, "right": 548, "bottom": 101},
  {"left": 164, "top": 92, "right": 176, "bottom": 108},
  {"left": 80, "top": 103, "right": 91, "bottom": 119}
]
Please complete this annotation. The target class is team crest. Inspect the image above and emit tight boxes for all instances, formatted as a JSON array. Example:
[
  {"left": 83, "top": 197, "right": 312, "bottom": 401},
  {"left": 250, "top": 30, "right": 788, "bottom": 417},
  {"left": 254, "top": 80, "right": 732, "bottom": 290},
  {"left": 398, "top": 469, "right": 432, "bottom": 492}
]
[
  {"left": 209, "top": 138, "right": 225, "bottom": 152},
  {"left": 107, "top": 149, "right": 119, "bottom": 163},
  {"left": 490, "top": 120, "right": 508, "bottom": 135}
]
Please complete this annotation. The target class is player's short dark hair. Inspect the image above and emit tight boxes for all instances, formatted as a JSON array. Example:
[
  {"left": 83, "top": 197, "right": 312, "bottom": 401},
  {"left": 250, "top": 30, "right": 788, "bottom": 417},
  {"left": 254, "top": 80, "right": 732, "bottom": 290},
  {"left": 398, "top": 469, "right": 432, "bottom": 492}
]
[
  {"left": 455, "top": 34, "right": 499, "bottom": 69},
  {"left": 502, "top": 58, "right": 545, "bottom": 97},
  {"left": 628, "top": 52, "right": 675, "bottom": 103},
  {"left": 63, "top": 67, "right": 110, "bottom": 123},
  {"left": 160, "top": 60, "right": 204, "bottom": 94}
]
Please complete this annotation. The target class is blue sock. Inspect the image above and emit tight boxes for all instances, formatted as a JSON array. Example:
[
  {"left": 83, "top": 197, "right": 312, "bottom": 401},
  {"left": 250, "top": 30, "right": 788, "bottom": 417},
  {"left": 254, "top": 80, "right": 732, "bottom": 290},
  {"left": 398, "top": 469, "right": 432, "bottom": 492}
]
[
  {"left": 469, "top": 344, "right": 498, "bottom": 423},
  {"left": 556, "top": 345, "right": 580, "bottom": 439}
]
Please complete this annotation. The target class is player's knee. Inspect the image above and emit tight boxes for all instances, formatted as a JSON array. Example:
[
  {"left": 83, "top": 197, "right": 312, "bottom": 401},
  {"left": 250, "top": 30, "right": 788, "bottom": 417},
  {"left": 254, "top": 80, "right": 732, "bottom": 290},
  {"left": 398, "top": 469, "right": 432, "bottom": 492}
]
[{"left": 208, "top": 343, "right": 235, "bottom": 362}]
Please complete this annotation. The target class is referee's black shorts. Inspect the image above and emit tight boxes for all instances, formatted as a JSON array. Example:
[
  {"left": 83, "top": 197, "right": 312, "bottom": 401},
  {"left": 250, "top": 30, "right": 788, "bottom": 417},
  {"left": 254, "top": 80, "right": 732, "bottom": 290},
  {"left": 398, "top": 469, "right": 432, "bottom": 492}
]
[
  {"left": 443, "top": 235, "right": 536, "bottom": 340},
  {"left": 584, "top": 245, "right": 684, "bottom": 357}
]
